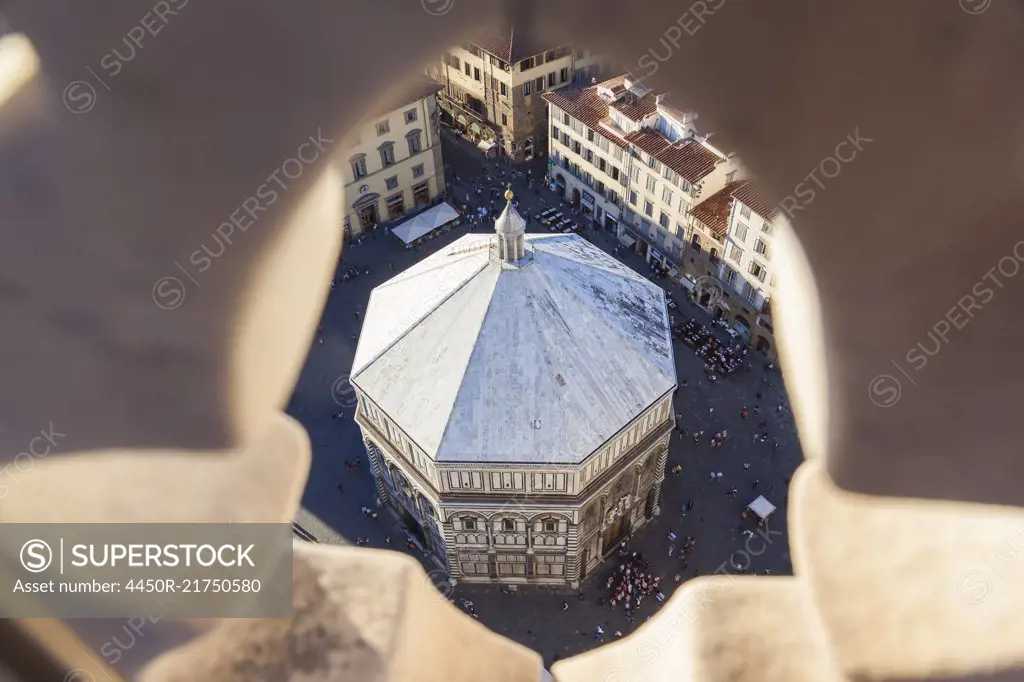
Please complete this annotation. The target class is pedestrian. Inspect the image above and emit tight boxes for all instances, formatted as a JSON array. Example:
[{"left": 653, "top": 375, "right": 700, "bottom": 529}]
[
  {"left": 336, "top": 481, "right": 343, "bottom": 494},
  {"left": 752, "top": 479, "right": 759, "bottom": 489},
  {"left": 562, "top": 601, "right": 569, "bottom": 611}
]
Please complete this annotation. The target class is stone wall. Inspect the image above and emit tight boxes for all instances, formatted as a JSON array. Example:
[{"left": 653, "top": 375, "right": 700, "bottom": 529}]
[{"left": 3, "top": 3, "right": 1024, "bottom": 681}]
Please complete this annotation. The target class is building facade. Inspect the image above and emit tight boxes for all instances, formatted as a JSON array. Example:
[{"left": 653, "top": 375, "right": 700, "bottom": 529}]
[
  {"left": 340, "top": 80, "right": 447, "bottom": 238},
  {"left": 688, "top": 180, "right": 781, "bottom": 354},
  {"left": 429, "top": 29, "right": 604, "bottom": 163},
  {"left": 543, "top": 75, "right": 778, "bottom": 357},
  {"left": 350, "top": 196, "right": 676, "bottom": 586}
]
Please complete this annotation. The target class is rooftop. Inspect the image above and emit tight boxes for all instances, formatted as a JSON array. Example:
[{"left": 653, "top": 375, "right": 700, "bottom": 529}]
[
  {"left": 690, "top": 179, "right": 777, "bottom": 236},
  {"left": 542, "top": 84, "right": 629, "bottom": 149},
  {"left": 351, "top": 230, "right": 676, "bottom": 465},
  {"left": 690, "top": 179, "right": 747, "bottom": 236},
  {"left": 469, "top": 26, "right": 566, "bottom": 65},
  {"left": 625, "top": 131, "right": 724, "bottom": 185},
  {"left": 731, "top": 179, "right": 778, "bottom": 220}
]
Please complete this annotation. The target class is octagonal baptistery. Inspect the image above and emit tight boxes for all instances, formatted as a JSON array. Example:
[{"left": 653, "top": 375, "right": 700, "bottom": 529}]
[{"left": 350, "top": 193, "right": 676, "bottom": 586}]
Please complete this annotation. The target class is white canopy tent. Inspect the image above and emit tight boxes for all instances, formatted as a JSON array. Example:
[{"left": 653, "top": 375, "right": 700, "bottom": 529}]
[
  {"left": 391, "top": 202, "right": 460, "bottom": 246},
  {"left": 477, "top": 139, "right": 496, "bottom": 153},
  {"left": 747, "top": 495, "right": 776, "bottom": 521}
]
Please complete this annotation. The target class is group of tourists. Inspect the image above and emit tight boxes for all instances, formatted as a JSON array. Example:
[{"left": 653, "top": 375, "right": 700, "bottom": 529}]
[
  {"left": 603, "top": 550, "right": 664, "bottom": 623},
  {"left": 672, "top": 316, "right": 748, "bottom": 377}
]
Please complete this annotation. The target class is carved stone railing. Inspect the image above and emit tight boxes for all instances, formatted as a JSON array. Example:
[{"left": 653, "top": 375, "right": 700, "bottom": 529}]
[{"left": 2, "top": 2, "right": 1024, "bottom": 682}]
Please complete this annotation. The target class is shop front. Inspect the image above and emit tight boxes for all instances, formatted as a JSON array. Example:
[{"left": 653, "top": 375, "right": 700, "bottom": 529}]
[{"left": 581, "top": 191, "right": 595, "bottom": 218}]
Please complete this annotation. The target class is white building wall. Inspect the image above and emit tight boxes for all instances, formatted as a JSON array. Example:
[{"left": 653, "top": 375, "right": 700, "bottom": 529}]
[{"left": 719, "top": 200, "right": 776, "bottom": 311}]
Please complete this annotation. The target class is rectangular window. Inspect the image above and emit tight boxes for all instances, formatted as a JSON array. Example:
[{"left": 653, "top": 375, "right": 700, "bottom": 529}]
[
  {"left": 501, "top": 113, "right": 508, "bottom": 126},
  {"left": 474, "top": 67, "right": 481, "bottom": 81},
  {"left": 502, "top": 519, "right": 515, "bottom": 532},
  {"left": 386, "top": 193, "right": 405, "bottom": 220},
  {"left": 742, "top": 281, "right": 757, "bottom": 301},
  {"left": 748, "top": 261, "right": 767, "bottom": 282},
  {"left": 629, "top": 190, "right": 638, "bottom": 206},
  {"left": 735, "top": 222, "right": 749, "bottom": 241},
  {"left": 662, "top": 186, "right": 673, "bottom": 204},
  {"left": 663, "top": 167, "right": 679, "bottom": 184},
  {"left": 404, "top": 108, "right": 417, "bottom": 124},
  {"left": 552, "top": 125, "right": 560, "bottom": 140},
  {"left": 412, "top": 163, "right": 425, "bottom": 178},
  {"left": 523, "top": 81, "right": 532, "bottom": 96},
  {"left": 586, "top": 129, "right": 595, "bottom": 142},
  {"left": 725, "top": 267, "right": 738, "bottom": 287},
  {"left": 563, "top": 112, "right": 570, "bottom": 125},
  {"left": 500, "top": 81, "right": 508, "bottom": 96},
  {"left": 376, "top": 120, "right": 390, "bottom": 136},
  {"left": 385, "top": 175, "right": 399, "bottom": 190},
  {"left": 598, "top": 158, "right": 606, "bottom": 173},
  {"left": 412, "top": 181, "right": 430, "bottom": 207},
  {"left": 445, "top": 53, "right": 461, "bottom": 69},
  {"left": 612, "top": 146, "right": 624, "bottom": 162},
  {"left": 585, "top": 149, "right": 593, "bottom": 164},
  {"left": 572, "top": 141, "right": 581, "bottom": 155},
  {"left": 548, "top": 72, "right": 556, "bottom": 87},
  {"left": 463, "top": 518, "right": 477, "bottom": 531},
  {"left": 598, "top": 136, "right": 609, "bottom": 152},
  {"left": 407, "top": 132, "right": 422, "bottom": 155},
  {"left": 762, "top": 220, "right": 773, "bottom": 235},
  {"left": 561, "top": 132, "right": 569, "bottom": 146},
  {"left": 647, "top": 155, "right": 659, "bottom": 171},
  {"left": 543, "top": 520, "right": 557, "bottom": 533},
  {"left": 740, "top": 204, "right": 752, "bottom": 219},
  {"left": 352, "top": 157, "right": 367, "bottom": 179},
  {"left": 380, "top": 145, "right": 396, "bottom": 167},
  {"left": 646, "top": 175, "right": 657, "bottom": 193},
  {"left": 681, "top": 179, "right": 691, "bottom": 193},
  {"left": 644, "top": 200, "right": 653, "bottom": 217},
  {"left": 630, "top": 167, "right": 640, "bottom": 183},
  {"left": 611, "top": 167, "right": 619, "bottom": 181},
  {"left": 560, "top": 67, "right": 569, "bottom": 82},
  {"left": 659, "top": 212, "right": 670, "bottom": 229},
  {"left": 729, "top": 243, "right": 743, "bottom": 262},
  {"left": 535, "top": 76, "right": 544, "bottom": 92},
  {"left": 754, "top": 238, "right": 769, "bottom": 256},
  {"left": 464, "top": 62, "right": 471, "bottom": 77}
]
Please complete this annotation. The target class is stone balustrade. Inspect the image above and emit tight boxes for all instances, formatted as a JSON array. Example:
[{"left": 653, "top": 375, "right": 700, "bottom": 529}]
[{"left": 2, "top": 2, "right": 1024, "bottom": 681}]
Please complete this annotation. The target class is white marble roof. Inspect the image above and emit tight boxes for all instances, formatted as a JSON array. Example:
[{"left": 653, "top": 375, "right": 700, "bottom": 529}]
[{"left": 351, "top": 233, "right": 676, "bottom": 465}]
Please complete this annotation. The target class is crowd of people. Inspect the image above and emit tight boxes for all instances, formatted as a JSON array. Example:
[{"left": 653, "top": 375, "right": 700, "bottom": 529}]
[
  {"left": 672, "top": 316, "right": 749, "bottom": 377},
  {"left": 603, "top": 550, "right": 663, "bottom": 623}
]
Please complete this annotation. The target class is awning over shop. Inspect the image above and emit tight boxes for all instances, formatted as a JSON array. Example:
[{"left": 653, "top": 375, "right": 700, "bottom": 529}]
[
  {"left": 581, "top": 192, "right": 595, "bottom": 208},
  {"left": 618, "top": 234, "right": 636, "bottom": 249},
  {"left": 677, "top": 276, "right": 695, "bottom": 292},
  {"left": 455, "top": 114, "right": 468, "bottom": 125},
  {"left": 477, "top": 139, "right": 496, "bottom": 152},
  {"left": 391, "top": 202, "right": 460, "bottom": 245}
]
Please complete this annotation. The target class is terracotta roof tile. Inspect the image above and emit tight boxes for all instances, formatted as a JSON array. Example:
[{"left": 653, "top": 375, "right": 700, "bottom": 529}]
[
  {"left": 624, "top": 131, "right": 723, "bottom": 184},
  {"left": 731, "top": 180, "right": 777, "bottom": 220},
  {"left": 469, "top": 27, "right": 565, "bottom": 65},
  {"left": 690, "top": 180, "right": 746, "bottom": 237},
  {"left": 609, "top": 91, "right": 659, "bottom": 121},
  {"left": 690, "top": 180, "right": 777, "bottom": 237},
  {"left": 541, "top": 84, "right": 630, "bottom": 149}
]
